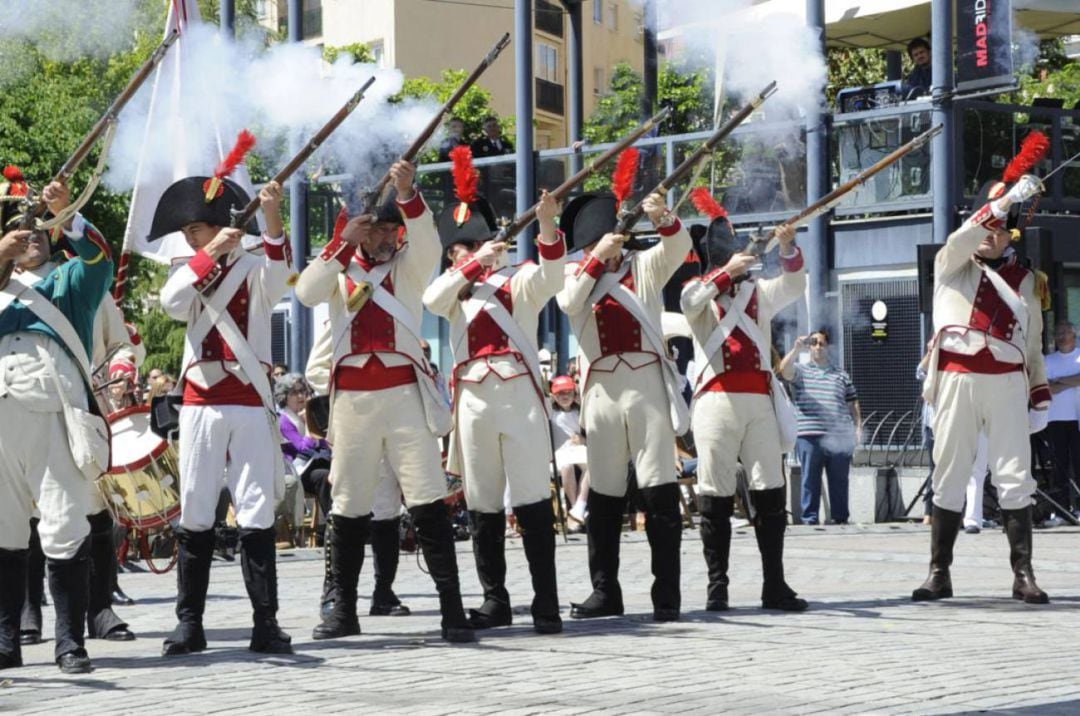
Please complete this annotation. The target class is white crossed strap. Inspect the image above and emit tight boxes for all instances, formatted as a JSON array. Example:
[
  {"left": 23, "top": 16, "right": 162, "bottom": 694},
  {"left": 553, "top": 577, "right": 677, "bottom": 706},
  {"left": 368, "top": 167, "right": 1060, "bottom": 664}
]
[{"left": 455, "top": 267, "right": 543, "bottom": 388}]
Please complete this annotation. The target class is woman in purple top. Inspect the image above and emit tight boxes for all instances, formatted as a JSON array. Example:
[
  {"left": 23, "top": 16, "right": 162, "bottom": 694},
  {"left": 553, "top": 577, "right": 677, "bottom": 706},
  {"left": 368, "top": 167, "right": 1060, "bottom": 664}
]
[{"left": 274, "top": 374, "right": 332, "bottom": 533}]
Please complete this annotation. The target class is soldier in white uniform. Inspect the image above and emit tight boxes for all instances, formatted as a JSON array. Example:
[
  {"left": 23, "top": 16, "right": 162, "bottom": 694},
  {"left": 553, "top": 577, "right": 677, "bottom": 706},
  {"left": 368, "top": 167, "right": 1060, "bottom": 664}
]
[
  {"left": 423, "top": 148, "right": 565, "bottom": 634},
  {"left": 295, "top": 161, "right": 473, "bottom": 644},
  {"left": 0, "top": 175, "right": 113, "bottom": 673},
  {"left": 556, "top": 189, "right": 691, "bottom": 621},
  {"left": 153, "top": 171, "right": 294, "bottom": 655},
  {"left": 680, "top": 193, "right": 807, "bottom": 612},
  {"left": 916, "top": 172, "right": 1051, "bottom": 604}
]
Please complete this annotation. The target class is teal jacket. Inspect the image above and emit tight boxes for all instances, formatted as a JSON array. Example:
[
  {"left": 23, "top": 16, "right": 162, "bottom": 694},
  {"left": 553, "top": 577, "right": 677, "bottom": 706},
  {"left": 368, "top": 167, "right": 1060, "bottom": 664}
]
[{"left": 0, "top": 215, "right": 114, "bottom": 363}]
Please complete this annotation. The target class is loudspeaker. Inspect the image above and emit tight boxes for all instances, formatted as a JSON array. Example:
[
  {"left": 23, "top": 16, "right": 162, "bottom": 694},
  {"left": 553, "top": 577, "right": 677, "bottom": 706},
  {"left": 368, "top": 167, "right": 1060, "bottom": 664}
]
[{"left": 917, "top": 243, "right": 943, "bottom": 315}]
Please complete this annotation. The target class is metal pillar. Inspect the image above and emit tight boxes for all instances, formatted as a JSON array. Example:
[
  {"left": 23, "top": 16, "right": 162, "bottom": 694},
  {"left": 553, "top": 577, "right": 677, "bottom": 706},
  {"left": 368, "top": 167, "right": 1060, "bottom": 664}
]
[
  {"left": 287, "top": 0, "right": 311, "bottom": 371},
  {"left": 805, "top": 0, "right": 830, "bottom": 331},
  {"left": 515, "top": 0, "right": 537, "bottom": 260},
  {"left": 930, "top": 0, "right": 956, "bottom": 244},
  {"left": 642, "top": 0, "right": 658, "bottom": 121},
  {"left": 220, "top": 0, "right": 235, "bottom": 34},
  {"left": 558, "top": 1, "right": 583, "bottom": 372},
  {"left": 885, "top": 50, "right": 902, "bottom": 82}
]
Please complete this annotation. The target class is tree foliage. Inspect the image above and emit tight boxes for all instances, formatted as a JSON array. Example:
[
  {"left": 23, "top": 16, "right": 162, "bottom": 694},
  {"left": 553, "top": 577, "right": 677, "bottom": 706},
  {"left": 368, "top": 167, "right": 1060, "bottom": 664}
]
[
  {"left": 825, "top": 47, "right": 888, "bottom": 105},
  {"left": 323, "top": 43, "right": 375, "bottom": 66},
  {"left": 396, "top": 68, "right": 511, "bottom": 159}
]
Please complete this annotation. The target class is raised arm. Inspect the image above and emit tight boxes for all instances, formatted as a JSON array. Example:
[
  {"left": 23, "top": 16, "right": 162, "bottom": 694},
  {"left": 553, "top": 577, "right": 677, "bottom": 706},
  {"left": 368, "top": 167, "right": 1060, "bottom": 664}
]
[{"left": 514, "top": 190, "right": 566, "bottom": 307}]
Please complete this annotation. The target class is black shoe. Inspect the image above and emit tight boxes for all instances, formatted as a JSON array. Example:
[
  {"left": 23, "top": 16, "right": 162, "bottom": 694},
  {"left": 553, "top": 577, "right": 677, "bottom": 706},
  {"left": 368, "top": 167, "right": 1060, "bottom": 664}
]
[
  {"left": 251, "top": 618, "right": 293, "bottom": 654},
  {"left": 514, "top": 499, "right": 563, "bottom": 633},
  {"left": 410, "top": 501, "right": 472, "bottom": 642},
  {"left": 313, "top": 515, "right": 368, "bottom": 639},
  {"left": 569, "top": 594, "right": 624, "bottom": 619},
  {"left": 913, "top": 507, "right": 961, "bottom": 601},
  {"left": 653, "top": 608, "right": 680, "bottom": 622},
  {"left": 705, "top": 599, "right": 730, "bottom": 612},
  {"left": 102, "top": 627, "right": 136, "bottom": 642},
  {"left": 575, "top": 491, "right": 627, "bottom": 621},
  {"left": 467, "top": 511, "right": 512, "bottom": 629},
  {"left": 111, "top": 588, "right": 135, "bottom": 607},
  {"left": 19, "top": 630, "right": 42, "bottom": 646},
  {"left": 57, "top": 649, "right": 92, "bottom": 674},
  {"left": 467, "top": 601, "right": 513, "bottom": 629},
  {"left": 641, "top": 484, "right": 682, "bottom": 618},
  {"left": 312, "top": 610, "right": 361, "bottom": 640},
  {"left": 0, "top": 651, "right": 21, "bottom": 670},
  {"left": 320, "top": 598, "right": 336, "bottom": 620},
  {"left": 370, "top": 602, "right": 411, "bottom": 617},
  {"left": 161, "top": 623, "right": 206, "bottom": 656},
  {"left": 441, "top": 625, "right": 476, "bottom": 643},
  {"left": 762, "top": 595, "right": 809, "bottom": 612},
  {"left": 533, "top": 615, "right": 563, "bottom": 634}
]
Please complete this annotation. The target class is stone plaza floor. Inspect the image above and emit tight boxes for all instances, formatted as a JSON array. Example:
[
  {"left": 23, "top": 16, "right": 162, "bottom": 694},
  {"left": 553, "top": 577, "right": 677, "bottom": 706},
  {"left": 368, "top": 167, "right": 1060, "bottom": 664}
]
[{"left": 2, "top": 523, "right": 1079, "bottom": 715}]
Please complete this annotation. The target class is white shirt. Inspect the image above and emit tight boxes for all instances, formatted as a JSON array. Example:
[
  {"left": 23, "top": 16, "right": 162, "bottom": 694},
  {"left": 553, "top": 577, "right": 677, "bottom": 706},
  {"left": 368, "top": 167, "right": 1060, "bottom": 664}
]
[
  {"left": 1044, "top": 347, "right": 1080, "bottom": 422},
  {"left": 551, "top": 408, "right": 582, "bottom": 451}
]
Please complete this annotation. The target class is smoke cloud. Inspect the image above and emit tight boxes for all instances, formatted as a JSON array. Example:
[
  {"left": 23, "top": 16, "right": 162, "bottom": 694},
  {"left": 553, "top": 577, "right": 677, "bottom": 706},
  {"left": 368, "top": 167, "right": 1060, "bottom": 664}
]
[
  {"left": 103, "top": 22, "right": 439, "bottom": 197},
  {"left": 0, "top": 0, "right": 152, "bottom": 62}
]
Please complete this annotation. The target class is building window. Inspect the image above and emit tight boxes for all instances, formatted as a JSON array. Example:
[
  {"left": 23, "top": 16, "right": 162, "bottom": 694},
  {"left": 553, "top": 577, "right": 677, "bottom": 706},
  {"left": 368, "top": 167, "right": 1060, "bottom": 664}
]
[
  {"left": 593, "top": 66, "right": 606, "bottom": 96},
  {"left": 369, "top": 39, "right": 385, "bottom": 67},
  {"left": 536, "top": 42, "right": 559, "bottom": 83},
  {"left": 607, "top": 2, "right": 617, "bottom": 30},
  {"left": 593, "top": 0, "right": 602, "bottom": 24},
  {"left": 302, "top": 0, "right": 322, "bottom": 39}
]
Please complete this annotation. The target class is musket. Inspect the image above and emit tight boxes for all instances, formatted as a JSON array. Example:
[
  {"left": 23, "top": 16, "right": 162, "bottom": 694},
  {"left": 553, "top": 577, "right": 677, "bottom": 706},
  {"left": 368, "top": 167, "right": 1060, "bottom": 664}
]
[
  {"left": 352, "top": 32, "right": 511, "bottom": 215},
  {"left": 612, "top": 81, "right": 778, "bottom": 236},
  {"left": 229, "top": 75, "right": 378, "bottom": 229},
  {"left": 744, "top": 123, "right": 943, "bottom": 256},
  {"left": 495, "top": 106, "right": 673, "bottom": 245},
  {"left": 0, "top": 30, "right": 179, "bottom": 290}
]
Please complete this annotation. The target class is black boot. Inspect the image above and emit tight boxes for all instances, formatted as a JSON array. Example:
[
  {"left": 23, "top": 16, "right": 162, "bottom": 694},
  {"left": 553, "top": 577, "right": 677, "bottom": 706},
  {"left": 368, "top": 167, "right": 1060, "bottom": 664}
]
[
  {"left": 699, "top": 495, "right": 734, "bottom": 611},
  {"left": 1002, "top": 507, "right": 1050, "bottom": 604},
  {"left": 912, "top": 507, "right": 961, "bottom": 602},
  {"left": 20, "top": 520, "right": 44, "bottom": 646},
  {"left": 514, "top": 500, "right": 562, "bottom": 634},
  {"left": 466, "top": 511, "right": 512, "bottom": 629},
  {"left": 162, "top": 528, "right": 215, "bottom": 656},
  {"left": 642, "top": 483, "right": 682, "bottom": 621},
  {"left": 239, "top": 528, "right": 293, "bottom": 653},
  {"left": 319, "top": 519, "right": 336, "bottom": 619},
  {"left": 312, "top": 514, "right": 368, "bottom": 640},
  {"left": 86, "top": 511, "right": 134, "bottom": 641},
  {"left": 370, "top": 518, "right": 410, "bottom": 616},
  {"left": 570, "top": 490, "right": 626, "bottom": 619},
  {"left": 410, "top": 500, "right": 475, "bottom": 643},
  {"left": 751, "top": 488, "right": 807, "bottom": 612},
  {"left": 48, "top": 540, "right": 92, "bottom": 673},
  {"left": 0, "top": 548, "right": 28, "bottom": 670}
]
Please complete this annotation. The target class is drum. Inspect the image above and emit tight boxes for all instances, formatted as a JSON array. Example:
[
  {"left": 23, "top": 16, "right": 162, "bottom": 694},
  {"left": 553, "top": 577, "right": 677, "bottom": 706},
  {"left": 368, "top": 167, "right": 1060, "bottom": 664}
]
[{"left": 97, "top": 406, "right": 182, "bottom": 534}]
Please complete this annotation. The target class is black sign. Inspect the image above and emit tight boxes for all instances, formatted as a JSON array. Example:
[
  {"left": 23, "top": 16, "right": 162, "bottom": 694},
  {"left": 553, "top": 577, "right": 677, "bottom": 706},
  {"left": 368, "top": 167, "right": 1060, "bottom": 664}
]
[{"left": 956, "top": 0, "right": 1014, "bottom": 92}]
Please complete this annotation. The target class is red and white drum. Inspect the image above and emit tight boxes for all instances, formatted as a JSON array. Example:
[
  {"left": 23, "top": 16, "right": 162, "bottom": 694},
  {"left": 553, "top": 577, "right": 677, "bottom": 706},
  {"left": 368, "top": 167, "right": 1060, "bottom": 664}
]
[{"left": 96, "top": 406, "right": 181, "bottom": 532}]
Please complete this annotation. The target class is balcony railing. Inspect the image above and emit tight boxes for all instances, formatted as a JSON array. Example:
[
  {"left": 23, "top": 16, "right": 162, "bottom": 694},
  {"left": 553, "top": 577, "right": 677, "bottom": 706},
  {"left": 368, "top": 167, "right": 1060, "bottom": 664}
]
[
  {"left": 536, "top": 0, "right": 564, "bottom": 37},
  {"left": 536, "top": 77, "right": 565, "bottom": 116}
]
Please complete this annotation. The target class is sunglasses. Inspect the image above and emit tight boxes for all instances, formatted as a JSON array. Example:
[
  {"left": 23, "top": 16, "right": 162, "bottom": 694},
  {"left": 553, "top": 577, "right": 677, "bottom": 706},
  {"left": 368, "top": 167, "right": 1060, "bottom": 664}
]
[{"left": 808, "top": 338, "right": 825, "bottom": 347}]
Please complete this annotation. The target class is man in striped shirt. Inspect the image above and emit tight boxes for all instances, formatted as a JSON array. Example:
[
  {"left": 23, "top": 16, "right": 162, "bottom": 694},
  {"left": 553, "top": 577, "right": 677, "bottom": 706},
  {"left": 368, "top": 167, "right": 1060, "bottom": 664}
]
[{"left": 779, "top": 329, "right": 861, "bottom": 525}]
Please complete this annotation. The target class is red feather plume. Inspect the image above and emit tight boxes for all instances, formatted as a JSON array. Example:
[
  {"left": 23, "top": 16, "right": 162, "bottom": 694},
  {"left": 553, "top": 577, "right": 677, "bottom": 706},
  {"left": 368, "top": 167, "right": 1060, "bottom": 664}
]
[
  {"left": 214, "top": 129, "right": 257, "bottom": 180},
  {"left": 2, "top": 165, "right": 28, "bottom": 196},
  {"left": 1003, "top": 131, "right": 1050, "bottom": 184},
  {"left": 449, "top": 145, "right": 479, "bottom": 204},
  {"left": 612, "top": 147, "right": 640, "bottom": 205},
  {"left": 3, "top": 165, "right": 24, "bottom": 182},
  {"left": 690, "top": 187, "right": 727, "bottom": 220}
]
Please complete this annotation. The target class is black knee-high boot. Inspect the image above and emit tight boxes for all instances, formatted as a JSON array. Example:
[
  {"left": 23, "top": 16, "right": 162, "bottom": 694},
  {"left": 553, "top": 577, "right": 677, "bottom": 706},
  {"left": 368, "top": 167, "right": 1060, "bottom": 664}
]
[
  {"left": 699, "top": 494, "right": 734, "bottom": 611},
  {"left": 912, "top": 507, "right": 961, "bottom": 601},
  {"left": 751, "top": 488, "right": 807, "bottom": 611},
  {"left": 1002, "top": 507, "right": 1050, "bottom": 604},
  {"left": 312, "top": 514, "right": 369, "bottom": 640},
  {"left": 48, "top": 540, "right": 92, "bottom": 673},
  {"left": 162, "top": 528, "right": 215, "bottom": 656},
  {"left": 319, "top": 518, "right": 335, "bottom": 619},
  {"left": 370, "top": 517, "right": 410, "bottom": 616},
  {"left": 641, "top": 483, "right": 682, "bottom": 621},
  {"left": 239, "top": 527, "right": 293, "bottom": 653},
  {"left": 86, "top": 510, "right": 133, "bottom": 641},
  {"left": 466, "top": 510, "right": 512, "bottom": 628},
  {"left": 20, "top": 519, "right": 44, "bottom": 645},
  {"left": 570, "top": 490, "right": 626, "bottom": 619},
  {"left": 409, "top": 500, "right": 475, "bottom": 643},
  {"left": 513, "top": 499, "right": 562, "bottom": 634},
  {"left": 0, "top": 548, "right": 28, "bottom": 669}
]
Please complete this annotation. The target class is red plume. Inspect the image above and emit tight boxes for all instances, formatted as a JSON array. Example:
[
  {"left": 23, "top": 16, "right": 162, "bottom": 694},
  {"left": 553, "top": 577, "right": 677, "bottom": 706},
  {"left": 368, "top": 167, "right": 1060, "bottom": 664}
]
[
  {"left": 449, "top": 145, "right": 479, "bottom": 204},
  {"left": 3, "top": 165, "right": 28, "bottom": 196},
  {"left": 214, "top": 129, "right": 257, "bottom": 180},
  {"left": 612, "top": 147, "right": 640, "bottom": 205},
  {"left": 690, "top": 187, "right": 727, "bottom": 220},
  {"left": 1003, "top": 131, "right": 1050, "bottom": 184}
]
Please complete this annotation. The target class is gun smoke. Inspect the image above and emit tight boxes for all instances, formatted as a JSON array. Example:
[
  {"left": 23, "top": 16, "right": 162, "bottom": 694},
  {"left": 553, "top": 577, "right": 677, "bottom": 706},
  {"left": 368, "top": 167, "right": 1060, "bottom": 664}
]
[{"left": 0, "top": 0, "right": 150, "bottom": 63}]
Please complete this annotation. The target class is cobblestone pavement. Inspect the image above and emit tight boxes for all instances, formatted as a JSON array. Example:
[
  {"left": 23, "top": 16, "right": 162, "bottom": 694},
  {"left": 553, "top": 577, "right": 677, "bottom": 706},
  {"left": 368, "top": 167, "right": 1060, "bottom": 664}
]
[{"left": 2, "top": 523, "right": 1079, "bottom": 715}]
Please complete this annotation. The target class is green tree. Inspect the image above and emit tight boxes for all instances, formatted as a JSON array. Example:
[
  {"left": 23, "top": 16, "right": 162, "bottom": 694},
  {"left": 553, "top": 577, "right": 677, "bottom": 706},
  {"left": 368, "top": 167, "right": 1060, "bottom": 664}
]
[
  {"left": 396, "top": 69, "right": 511, "bottom": 159},
  {"left": 323, "top": 42, "right": 375, "bottom": 65},
  {"left": 825, "top": 47, "right": 888, "bottom": 105}
]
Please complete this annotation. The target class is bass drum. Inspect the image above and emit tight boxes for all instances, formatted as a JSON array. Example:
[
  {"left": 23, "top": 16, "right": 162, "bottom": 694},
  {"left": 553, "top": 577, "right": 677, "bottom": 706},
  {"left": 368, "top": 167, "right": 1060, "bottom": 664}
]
[{"left": 96, "top": 406, "right": 182, "bottom": 573}]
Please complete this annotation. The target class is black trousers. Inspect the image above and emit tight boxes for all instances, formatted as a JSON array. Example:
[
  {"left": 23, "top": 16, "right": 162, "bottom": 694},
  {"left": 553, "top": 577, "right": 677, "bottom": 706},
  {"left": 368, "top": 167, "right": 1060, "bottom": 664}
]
[{"left": 1046, "top": 420, "right": 1080, "bottom": 510}]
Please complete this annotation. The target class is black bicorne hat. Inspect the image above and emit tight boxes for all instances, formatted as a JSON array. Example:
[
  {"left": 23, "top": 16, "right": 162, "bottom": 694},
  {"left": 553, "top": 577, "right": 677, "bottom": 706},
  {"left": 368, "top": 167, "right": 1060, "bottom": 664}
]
[
  {"left": 698, "top": 216, "right": 747, "bottom": 272},
  {"left": 561, "top": 193, "right": 617, "bottom": 253},
  {"left": 437, "top": 197, "right": 498, "bottom": 252},
  {"left": 148, "top": 176, "right": 260, "bottom": 240}
]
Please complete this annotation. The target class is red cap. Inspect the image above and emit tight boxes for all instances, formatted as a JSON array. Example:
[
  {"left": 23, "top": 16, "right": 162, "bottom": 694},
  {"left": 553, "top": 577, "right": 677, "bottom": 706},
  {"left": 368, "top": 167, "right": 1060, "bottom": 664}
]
[
  {"left": 109, "top": 358, "right": 137, "bottom": 382},
  {"left": 551, "top": 375, "right": 576, "bottom": 394}
]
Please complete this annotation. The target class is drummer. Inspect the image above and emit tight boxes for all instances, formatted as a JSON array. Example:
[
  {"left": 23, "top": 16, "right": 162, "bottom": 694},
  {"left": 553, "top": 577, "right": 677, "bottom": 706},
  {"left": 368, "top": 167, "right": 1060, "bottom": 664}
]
[{"left": 152, "top": 167, "right": 294, "bottom": 656}]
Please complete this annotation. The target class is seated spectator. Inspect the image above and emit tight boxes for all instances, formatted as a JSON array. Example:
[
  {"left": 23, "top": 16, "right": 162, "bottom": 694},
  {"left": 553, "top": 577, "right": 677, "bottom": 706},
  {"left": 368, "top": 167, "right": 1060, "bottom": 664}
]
[
  {"left": 272, "top": 363, "right": 289, "bottom": 381},
  {"left": 903, "top": 37, "right": 932, "bottom": 99},
  {"left": 550, "top": 375, "right": 589, "bottom": 530},
  {"left": 438, "top": 116, "right": 468, "bottom": 161},
  {"left": 105, "top": 355, "right": 140, "bottom": 413},
  {"left": 779, "top": 329, "right": 861, "bottom": 525},
  {"left": 274, "top": 373, "right": 332, "bottom": 541},
  {"left": 1044, "top": 321, "right": 1080, "bottom": 517}
]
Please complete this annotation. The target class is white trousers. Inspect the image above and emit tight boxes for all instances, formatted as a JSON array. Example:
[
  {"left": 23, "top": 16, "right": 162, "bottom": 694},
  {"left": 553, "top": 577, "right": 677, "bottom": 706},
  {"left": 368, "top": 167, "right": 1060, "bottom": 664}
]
[
  {"left": 329, "top": 385, "right": 446, "bottom": 518},
  {"left": 178, "top": 404, "right": 279, "bottom": 531},
  {"left": 581, "top": 361, "right": 676, "bottom": 497},
  {"left": 964, "top": 433, "right": 989, "bottom": 528},
  {"left": 931, "top": 371, "right": 1034, "bottom": 512},
  {"left": 372, "top": 459, "right": 404, "bottom": 521},
  {"left": 692, "top": 391, "right": 785, "bottom": 496},
  {"left": 0, "top": 334, "right": 92, "bottom": 559},
  {"left": 456, "top": 376, "right": 552, "bottom": 513}
]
